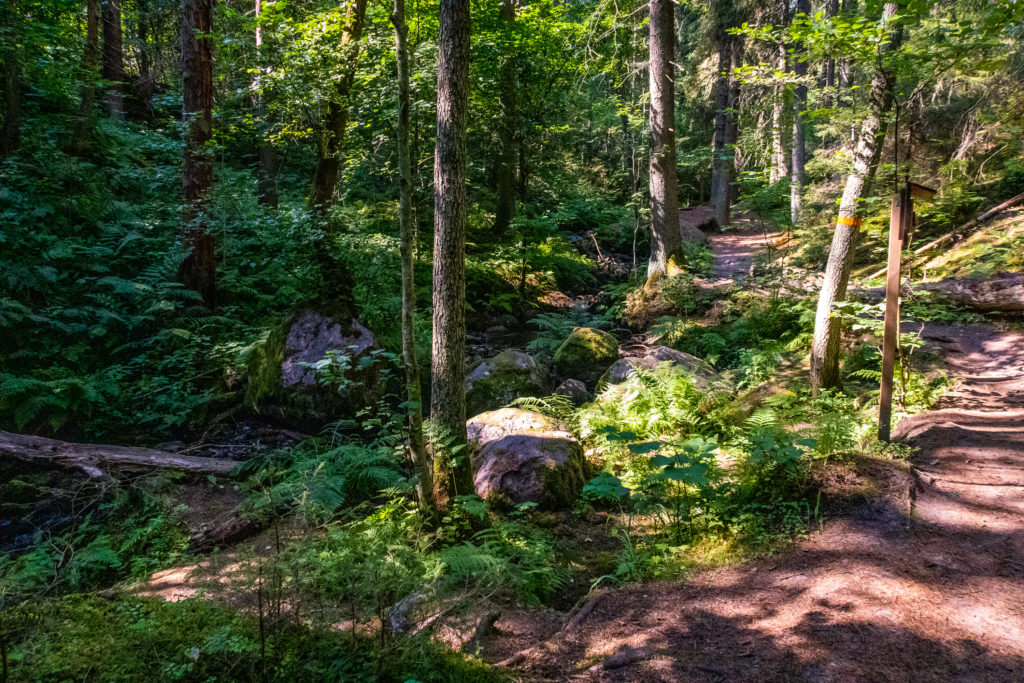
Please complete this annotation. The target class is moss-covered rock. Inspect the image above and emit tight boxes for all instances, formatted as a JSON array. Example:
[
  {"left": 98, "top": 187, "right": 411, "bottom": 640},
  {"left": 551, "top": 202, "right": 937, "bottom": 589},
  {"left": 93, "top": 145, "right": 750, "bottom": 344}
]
[
  {"left": 464, "top": 350, "right": 548, "bottom": 417},
  {"left": 244, "top": 308, "right": 379, "bottom": 430},
  {"left": 467, "top": 408, "right": 590, "bottom": 509},
  {"left": 552, "top": 327, "right": 618, "bottom": 387}
]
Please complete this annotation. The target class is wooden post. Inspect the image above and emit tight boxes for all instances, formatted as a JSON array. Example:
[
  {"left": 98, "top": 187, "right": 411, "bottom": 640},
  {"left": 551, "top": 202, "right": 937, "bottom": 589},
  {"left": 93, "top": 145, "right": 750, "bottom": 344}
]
[{"left": 879, "top": 181, "right": 936, "bottom": 441}]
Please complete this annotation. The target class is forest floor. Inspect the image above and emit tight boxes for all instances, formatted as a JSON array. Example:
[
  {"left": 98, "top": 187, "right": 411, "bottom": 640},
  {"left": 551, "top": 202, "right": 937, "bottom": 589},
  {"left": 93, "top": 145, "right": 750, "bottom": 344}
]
[{"left": 483, "top": 223, "right": 1024, "bottom": 681}]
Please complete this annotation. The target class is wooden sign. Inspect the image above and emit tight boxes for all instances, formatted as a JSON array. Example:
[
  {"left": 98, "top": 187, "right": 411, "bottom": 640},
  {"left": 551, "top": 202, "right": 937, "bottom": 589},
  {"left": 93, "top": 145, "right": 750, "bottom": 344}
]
[{"left": 877, "top": 181, "right": 936, "bottom": 442}]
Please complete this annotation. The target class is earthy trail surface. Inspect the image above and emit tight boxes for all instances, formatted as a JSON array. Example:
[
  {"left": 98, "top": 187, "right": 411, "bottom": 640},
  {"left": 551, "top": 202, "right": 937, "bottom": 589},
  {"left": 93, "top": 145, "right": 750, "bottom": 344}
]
[{"left": 486, "top": 225, "right": 1024, "bottom": 681}]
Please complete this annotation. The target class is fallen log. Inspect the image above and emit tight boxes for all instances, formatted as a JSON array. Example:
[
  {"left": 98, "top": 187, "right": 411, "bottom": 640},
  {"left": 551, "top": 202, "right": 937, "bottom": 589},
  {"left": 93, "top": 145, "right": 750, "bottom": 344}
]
[
  {"left": 0, "top": 430, "right": 238, "bottom": 479},
  {"left": 867, "top": 191, "right": 1024, "bottom": 280},
  {"left": 919, "top": 272, "right": 1024, "bottom": 312}
]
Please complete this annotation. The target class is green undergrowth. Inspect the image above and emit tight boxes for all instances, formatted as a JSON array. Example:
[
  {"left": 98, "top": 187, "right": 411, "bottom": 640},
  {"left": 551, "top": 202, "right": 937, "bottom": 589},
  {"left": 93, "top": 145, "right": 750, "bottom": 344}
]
[{"left": 1, "top": 594, "right": 502, "bottom": 682}]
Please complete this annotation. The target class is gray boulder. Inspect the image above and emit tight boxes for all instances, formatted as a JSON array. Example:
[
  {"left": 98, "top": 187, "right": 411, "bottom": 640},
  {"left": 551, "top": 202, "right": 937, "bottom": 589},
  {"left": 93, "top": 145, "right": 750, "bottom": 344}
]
[
  {"left": 465, "top": 350, "right": 548, "bottom": 417},
  {"left": 554, "top": 379, "right": 590, "bottom": 406},
  {"left": 466, "top": 408, "right": 589, "bottom": 508},
  {"left": 680, "top": 220, "right": 710, "bottom": 245},
  {"left": 598, "top": 345, "right": 729, "bottom": 392},
  {"left": 245, "top": 309, "right": 379, "bottom": 429}
]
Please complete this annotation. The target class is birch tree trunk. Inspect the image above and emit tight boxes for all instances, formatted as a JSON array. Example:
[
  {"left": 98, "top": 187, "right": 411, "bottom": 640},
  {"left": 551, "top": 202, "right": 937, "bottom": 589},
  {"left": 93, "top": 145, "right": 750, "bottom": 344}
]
[
  {"left": 810, "top": 2, "right": 903, "bottom": 393},
  {"left": 431, "top": 0, "right": 473, "bottom": 508},
  {"left": 179, "top": 0, "right": 216, "bottom": 308},
  {"left": 790, "top": 0, "right": 810, "bottom": 222},
  {"left": 391, "top": 0, "right": 434, "bottom": 514},
  {"left": 646, "top": 0, "right": 681, "bottom": 283},
  {"left": 770, "top": 0, "right": 788, "bottom": 185}
]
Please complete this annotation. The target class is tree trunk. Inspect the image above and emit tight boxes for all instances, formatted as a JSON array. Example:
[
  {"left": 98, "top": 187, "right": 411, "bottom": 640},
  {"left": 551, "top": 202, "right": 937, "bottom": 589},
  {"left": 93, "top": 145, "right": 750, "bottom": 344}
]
[
  {"left": 646, "top": 0, "right": 681, "bottom": 284},
  {"left": 0, "top": 3, "right": 21, "bottom": 158},
  {"left": 391, "top": 0, "right": 434, "bottom": 514},
  {"left": 308, "top": 0, "right": 369, "bottom": 213},
  {"left": 135, "top": 0, "right": 155, "bottom": 119},
  {"left": 73, "top": 0, "right": 101, "bottom": 150},
  {"left": 101, "top": 0, "right": 125, "bottom": 119},
  {"left": 919, "top": 274, "right": 1024, "bottom": 313},
  {"left": 492, "top": 0, "right": 517, "bottom": 234},
  {"left": 770, "top": 0, "right": 788, "bottom": 185},
  {"left": 710, "top": 38, "right": 731, "bottom": 227},
  {"left": 725, "top": 38, "right": 743, "bottom": 209},
  {"left": 179, "top": 0, "right": 216, "bottom": 308},
  {"left": 810, "top": 2, "right": 903, "bottom": 393},
  {"left": 790, "top": 0, "right": 810, "bottom": 223},
  {"left": 0, "top": 430, "right": 237, "bottom": 479},
  {"left": 254, "top": 0, "right": 277, "bottom": 208},
  {"left": 824, "top": 0, "right": 838, "bottom": 106},
  {"left": 431, "top": 0, "right": 472, "bottom": 508}
]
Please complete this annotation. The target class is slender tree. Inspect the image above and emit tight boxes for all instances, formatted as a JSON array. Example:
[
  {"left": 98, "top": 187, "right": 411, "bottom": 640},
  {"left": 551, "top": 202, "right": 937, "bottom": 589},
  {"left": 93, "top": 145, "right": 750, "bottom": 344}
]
[
  {"left": 769, "top": 0, "right": 788, "bottom": 185},
  {"left": 254, "top": 0, "right": 277, "bottom": 207},
  {"left": 431, "top": 0, "right": 472, "bottom": 508},
  {"left": 73, "top": 0, "right": 101, "bottom": 150},
  {"left": 391, "top": 0, "right": 434, "bottom": 514},
  {"left": 308, "top": 0, "right": 368, "bottom": 213},
  {"left": 101, "top": 0, "right": 125, "bottom": 119},
  {"left": 179, "top": 0, "right": 216, "bottom": 308},
  {"left": 646, "top": 0, "right": 681, "bottom": 283},
  {"left": 790, "top": 0, "right": 810, "bottom": 222},
  {"left": 810, "top": 2, "right": 904, "bottom": 392},
  {"left": 493, "top": 0, "right": 517, "bottom": 234}
]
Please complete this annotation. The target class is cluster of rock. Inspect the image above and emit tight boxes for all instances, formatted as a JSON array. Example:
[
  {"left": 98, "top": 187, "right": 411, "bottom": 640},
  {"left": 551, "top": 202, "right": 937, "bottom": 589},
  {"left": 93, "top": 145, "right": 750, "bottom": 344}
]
[{"left": 241, "top": 307, "right": 733, "bottom": 510}]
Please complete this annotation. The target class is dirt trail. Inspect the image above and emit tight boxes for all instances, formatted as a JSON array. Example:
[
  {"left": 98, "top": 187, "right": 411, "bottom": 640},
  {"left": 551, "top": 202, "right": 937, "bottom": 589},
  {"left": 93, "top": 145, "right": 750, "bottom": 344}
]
[{"left": 487, "top": 242, "right": 1024, "bottom": 679}]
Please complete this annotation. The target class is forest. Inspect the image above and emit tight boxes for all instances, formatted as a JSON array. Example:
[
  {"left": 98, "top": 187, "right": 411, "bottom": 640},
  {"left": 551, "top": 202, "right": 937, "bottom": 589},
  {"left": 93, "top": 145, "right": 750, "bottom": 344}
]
[{"left": 1, "top": 0, "right": 1023, "bottom": 679}]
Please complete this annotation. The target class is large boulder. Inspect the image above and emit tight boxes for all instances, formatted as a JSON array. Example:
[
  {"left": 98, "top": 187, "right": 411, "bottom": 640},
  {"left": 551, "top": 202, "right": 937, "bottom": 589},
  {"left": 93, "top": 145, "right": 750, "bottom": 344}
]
[
  {"left": 554, "top": 379, "right": 590, "bottom": 406},
  {"left": 245, "top": 308, "right": 379, "bottom": 430},
  {"left": 465, "top": 350, "right": 548, "bottom": 417},
  {"left": 467, "top": 408, "right": 589, "bottom": 508},
  {"left": 552, "top": 327, "right": 619, "bottom": 388},
  {"left": 680, "top": 220, "right": 710, "bottom": 246},
  {"left": 598, "top": 346, "right": 729, "bottom": 392}
]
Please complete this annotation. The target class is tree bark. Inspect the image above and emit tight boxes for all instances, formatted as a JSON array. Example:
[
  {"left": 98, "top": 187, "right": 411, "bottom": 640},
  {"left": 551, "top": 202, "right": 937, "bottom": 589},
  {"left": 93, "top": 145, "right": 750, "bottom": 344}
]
[
  {"left": 179, "top": 0, "right": 217, "bottom": 308},
  {"left": 725, "top": 38, "right": 743, "bottom": 209},
  {"left": 254, "top": 0, "right": 277, "bottom": 208},
  {"left": 710, "top": 37, "right": 731, "bottom": 226},
  {"left": 810, "top": 2, "right": 903, "bottom": 393},
  {"left": 307, "top": 0, "right": 369, "bottom": 213},
  {"left": 431, "top": 0, "right": 472, "bottom": 508},
  {"left": 492, "top": 0, "right": 517, "bottom": 234},
  {"left": 391, "top": 0, "right": 434, "bottom": 514},
  {"left": 646, "top": 0, "right": 681, "bottom": 284},
  {"left": 769, "top": 0, "right": 788, "bottom": 186},
  {"left": 0, "top": 430, "right": 236, "bottom": 479},
  {"left": 0, "top": 2, "right": 21, "bottom": 158},
  {"left": 101, "top": 0, "right": 125, "bottom": 119},
  {"left": 918, "top": 274, "right": 1024, "bottom": 312},
  {"left": 73, "top": 0, "right": 102, "bottom": 151},
  {"left": 790, "top": 0, "right": 810, "bottom": 223}
]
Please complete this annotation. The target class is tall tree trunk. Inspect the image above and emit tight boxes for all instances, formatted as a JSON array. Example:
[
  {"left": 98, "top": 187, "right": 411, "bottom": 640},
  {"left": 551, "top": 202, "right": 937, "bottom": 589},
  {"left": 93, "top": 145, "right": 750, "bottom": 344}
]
[
  {"left": 646, "top": 0, "right": 681, "bottom": 284},
  {"left": 431, "top": 0, "right": 472, "bottom": 508},
  {"left": 824, "top": 0, "right": 838, "bottom": 106},
  {"left": 770, "top": 1, "right": 788, "bottom": 185},
  {"left": 0, "top": 2, "right": 22, "bottom": 158},
  {"left": 136, "top": 0, "right": 154, "bottom": 119},
  {"left": 725, "top": 37, "right": 743, "bottom": 209},
  {"left": 391, "top": 0, "right": 434, "bottom": 514},
  {"left": 179, "top": 0, "right": 216, "bottom": 308},
  {"left": 790, "top": 0, "right": 810, "bottom": 223},
  {"left": 810, "top": 2, "right": 903, "bottom": 393},
  {"left": 101, "top": 0, "right": 125, "bottom": 119},
  {"left": 254, "top": 0, "right": 277, "bottom": 207},
  {"left": 73, "top": 0, "right": 101, "bottom": 150},
  {"left": 307, "top": 0, "right": 369, "bottom": 213},
  {"left": 492, "top": 0, "right": 517, "bottom": 234},
  {"left": 710, "top": 37, "right": 731, "bottom": 226}
]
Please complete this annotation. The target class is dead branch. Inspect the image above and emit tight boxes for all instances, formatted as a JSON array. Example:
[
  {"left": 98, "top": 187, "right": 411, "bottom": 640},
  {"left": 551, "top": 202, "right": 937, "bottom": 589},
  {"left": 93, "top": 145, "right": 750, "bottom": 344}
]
[{"left": 0, "top": 430, "right": 238, "bottom": 479}]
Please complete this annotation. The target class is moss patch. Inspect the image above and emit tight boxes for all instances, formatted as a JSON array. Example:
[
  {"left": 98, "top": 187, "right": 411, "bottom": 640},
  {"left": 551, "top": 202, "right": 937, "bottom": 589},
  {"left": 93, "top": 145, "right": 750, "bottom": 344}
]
[{"left": 552, "top": 327, "right": 618, "bottom": 387}]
